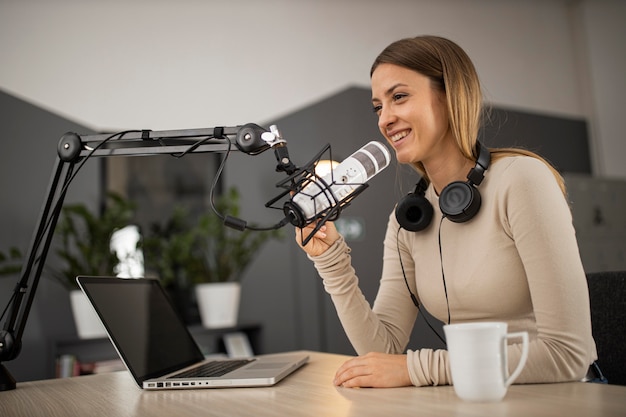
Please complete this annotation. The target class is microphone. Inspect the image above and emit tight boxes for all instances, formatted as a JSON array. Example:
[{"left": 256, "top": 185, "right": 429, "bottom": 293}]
[{"left": 283, "top": 141, "right": 391, "bottom": 229}]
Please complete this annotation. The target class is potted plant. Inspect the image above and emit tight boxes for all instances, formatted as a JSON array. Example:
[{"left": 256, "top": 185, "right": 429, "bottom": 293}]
[
  {"left": 141, "top": 186, "right": 283, "bottom": 328},
  {"left": 52, "top": 192, "right": 136, "bottom": 338}
]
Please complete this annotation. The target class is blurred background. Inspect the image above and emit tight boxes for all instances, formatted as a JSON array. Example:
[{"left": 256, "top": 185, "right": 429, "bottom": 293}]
[{"left": 0, "top": 0, "right": 624, "bottom": 383}]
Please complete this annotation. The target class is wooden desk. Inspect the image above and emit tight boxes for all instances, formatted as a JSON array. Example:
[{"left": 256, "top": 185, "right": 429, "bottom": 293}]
[{"left": 1, "top": 351, "right": 625, "bottom": 417}]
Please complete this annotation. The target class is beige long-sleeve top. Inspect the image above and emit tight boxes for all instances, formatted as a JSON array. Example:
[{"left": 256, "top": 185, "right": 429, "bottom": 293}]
[{"left": 309, "top": 156, "right": 597, "bottom": 386}]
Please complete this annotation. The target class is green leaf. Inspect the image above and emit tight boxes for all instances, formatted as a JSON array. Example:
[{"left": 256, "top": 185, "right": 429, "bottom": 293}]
[
  {"left": 51, "top": 192, "right": 136, "bottom": 290},
  {"left": 141, "top": 186, "right": 283, "bottom": 287}
]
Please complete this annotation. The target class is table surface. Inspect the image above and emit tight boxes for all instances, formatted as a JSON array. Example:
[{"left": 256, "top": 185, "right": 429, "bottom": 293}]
[{"left": 1, "top": 350, "right": 625, "bottom": 417}]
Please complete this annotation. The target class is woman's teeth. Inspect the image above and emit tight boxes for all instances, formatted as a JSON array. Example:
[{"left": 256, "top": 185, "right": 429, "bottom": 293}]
[{"left": 390, "top": 130, "right": 409, "bottom": 142}]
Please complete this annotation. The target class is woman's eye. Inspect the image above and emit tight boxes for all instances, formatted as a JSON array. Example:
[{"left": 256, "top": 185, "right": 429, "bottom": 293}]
[
  {"left": 372, "top": 104, "right": 382, "bottom": 114},
  {"left": 392, "top": 93, "right": 407, "bottom": 102}
]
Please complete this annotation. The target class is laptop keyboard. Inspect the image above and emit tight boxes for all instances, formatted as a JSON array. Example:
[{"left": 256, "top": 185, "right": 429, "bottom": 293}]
[{"left": 168, "top": 359, "right": 255, "bottom": 379}]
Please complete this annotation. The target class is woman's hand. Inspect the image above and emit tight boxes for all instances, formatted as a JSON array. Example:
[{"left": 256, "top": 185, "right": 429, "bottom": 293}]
[
  {"left": 333, "top": 352, "right": 412, "bottom": 388},
  {"left": 295, "top": 221, "right": 340, "bottom": 257}
]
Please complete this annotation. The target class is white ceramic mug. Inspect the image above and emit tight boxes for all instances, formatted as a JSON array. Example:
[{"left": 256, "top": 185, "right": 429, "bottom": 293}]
[{"left": 443, "top": 322, "right": 529, "bottom": 402}]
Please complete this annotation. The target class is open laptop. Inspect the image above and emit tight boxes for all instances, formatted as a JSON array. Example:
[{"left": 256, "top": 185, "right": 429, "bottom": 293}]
[{"left": 76, "top": 276, "right": 309, "bottom": 390}]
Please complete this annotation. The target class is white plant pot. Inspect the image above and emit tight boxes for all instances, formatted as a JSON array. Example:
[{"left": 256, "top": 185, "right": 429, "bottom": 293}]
[
  {"left": 69, "top": 289, "right": 107, "bottom": 339},
  {"left": 195, "top": 282, "right": 241, "bottom": 329}
]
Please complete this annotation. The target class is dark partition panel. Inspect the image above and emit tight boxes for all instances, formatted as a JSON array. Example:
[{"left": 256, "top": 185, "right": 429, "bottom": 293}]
[{"left": 481, "top": 106, "right": 591, "bottom": 173}]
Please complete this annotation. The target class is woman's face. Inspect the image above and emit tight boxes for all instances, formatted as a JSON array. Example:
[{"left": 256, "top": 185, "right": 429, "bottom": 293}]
[{"left": 371, "top": 63, "right": 453, "bottom": 166}]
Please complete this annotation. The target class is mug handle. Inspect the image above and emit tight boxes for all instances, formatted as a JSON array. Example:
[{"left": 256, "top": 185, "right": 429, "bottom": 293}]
[{"left": 503, "top": 331, "right": 529, "bottom": 387}]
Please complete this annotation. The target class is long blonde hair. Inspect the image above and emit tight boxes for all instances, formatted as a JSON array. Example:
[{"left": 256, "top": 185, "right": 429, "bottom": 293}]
[{"left": 371, "top": 36, "right": 566, "bottom": 195}]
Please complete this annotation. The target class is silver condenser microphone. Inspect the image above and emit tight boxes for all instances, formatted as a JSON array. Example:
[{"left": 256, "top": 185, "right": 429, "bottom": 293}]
[{"left": 284, "top": 141, "right": 391, "bottom": 228}]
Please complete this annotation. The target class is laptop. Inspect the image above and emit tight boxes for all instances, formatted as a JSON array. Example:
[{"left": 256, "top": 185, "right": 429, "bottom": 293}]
[{"left": 76, "top": 276, "right": 309, "bottom": 390}]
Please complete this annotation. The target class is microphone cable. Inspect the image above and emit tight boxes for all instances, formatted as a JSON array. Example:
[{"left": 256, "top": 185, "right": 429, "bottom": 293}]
[{"left": 208, "top": 137, "right": 289, "bottom": 232}]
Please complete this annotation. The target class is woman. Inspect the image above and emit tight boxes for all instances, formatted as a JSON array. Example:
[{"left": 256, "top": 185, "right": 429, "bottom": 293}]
[{"left": 295, "top": 36, "right": 597, "bottom": 388}]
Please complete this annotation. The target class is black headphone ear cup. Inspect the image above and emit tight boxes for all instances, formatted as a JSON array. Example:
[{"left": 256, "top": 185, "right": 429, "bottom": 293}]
[
  {"left": 395, "top": 192, "right": 434, "bottom": 232},
  {"left": 439, "top": 181, "right": 482, "bottom": 223}
]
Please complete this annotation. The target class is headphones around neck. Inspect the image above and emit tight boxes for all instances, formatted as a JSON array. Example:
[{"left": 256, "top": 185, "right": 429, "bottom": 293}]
[{"left": 395, "top": 141, "right": 491, "bottom": 231}]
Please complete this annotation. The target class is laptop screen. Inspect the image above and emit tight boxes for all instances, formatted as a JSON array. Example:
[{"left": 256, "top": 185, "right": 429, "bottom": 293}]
[{"left": 77, "top": 277, "right": 205, "bottom": 383}]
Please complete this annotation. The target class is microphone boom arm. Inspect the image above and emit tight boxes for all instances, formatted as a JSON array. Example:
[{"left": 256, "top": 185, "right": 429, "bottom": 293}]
[{"left": 0, "top": 123, "right": 270, "bottom": 391}]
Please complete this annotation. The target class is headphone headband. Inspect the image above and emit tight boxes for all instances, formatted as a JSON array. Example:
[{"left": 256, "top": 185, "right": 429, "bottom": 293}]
[{"left": 466, "top": 141, "right": 490, "bottom": 186}]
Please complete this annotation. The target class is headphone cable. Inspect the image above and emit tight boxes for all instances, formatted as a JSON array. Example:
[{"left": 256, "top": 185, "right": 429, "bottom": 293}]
[
  {"left": 437, "top": 216, "right": 451, "bottom": 325},
  {"left": 396, "top": 227, "right": 447, "bottom": 347}
]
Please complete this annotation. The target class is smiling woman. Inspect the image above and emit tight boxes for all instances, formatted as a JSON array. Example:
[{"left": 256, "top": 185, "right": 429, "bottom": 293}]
[{"left": 293, "top": 35, "right": 598, "bottom": 389}]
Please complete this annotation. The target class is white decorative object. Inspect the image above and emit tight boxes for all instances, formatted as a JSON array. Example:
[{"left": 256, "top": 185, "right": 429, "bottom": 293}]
[
  {"left": 195, "top": 282, "right": 241, "bottom": 329},
  {"left": 69, "top": 289, "right": 107, "bottom": 339}
]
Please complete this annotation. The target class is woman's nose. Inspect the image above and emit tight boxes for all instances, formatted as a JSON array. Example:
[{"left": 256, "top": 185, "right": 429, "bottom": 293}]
[{"left": 378, "top": 106, "right": 396, "bottom": 131}]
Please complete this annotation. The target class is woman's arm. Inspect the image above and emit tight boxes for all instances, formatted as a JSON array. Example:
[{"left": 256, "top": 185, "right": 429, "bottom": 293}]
[{"left": 500, "top": 157, "right": 596, "bottom": 382}]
